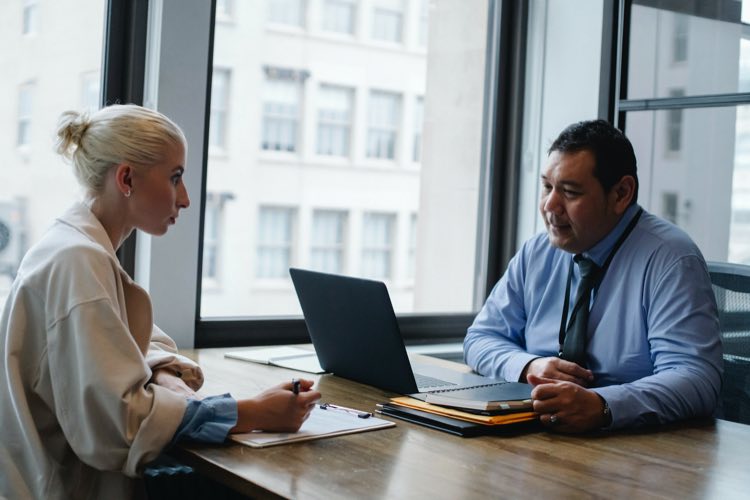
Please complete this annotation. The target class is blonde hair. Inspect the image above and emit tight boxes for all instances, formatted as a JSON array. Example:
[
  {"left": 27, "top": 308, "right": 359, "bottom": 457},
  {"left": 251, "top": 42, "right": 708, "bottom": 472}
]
[{"left": 55, "top": 104, "right": 186, "bottom": 193}]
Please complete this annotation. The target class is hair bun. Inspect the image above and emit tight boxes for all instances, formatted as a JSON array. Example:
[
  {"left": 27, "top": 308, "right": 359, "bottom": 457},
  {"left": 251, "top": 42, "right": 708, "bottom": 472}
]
[{"left": 55, "top": 110, "right": 91, "bottom": 160}]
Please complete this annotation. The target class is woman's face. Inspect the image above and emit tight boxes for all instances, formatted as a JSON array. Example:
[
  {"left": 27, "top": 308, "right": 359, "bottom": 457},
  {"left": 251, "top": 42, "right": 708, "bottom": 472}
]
[{"left": 130, "top": 142, "right": 190, "bottom": 236}]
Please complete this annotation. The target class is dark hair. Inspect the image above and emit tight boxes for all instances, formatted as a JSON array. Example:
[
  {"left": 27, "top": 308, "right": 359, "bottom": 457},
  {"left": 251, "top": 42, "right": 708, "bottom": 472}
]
[{"left": 548, "top": 119, "right": 638, "bottom": 204}]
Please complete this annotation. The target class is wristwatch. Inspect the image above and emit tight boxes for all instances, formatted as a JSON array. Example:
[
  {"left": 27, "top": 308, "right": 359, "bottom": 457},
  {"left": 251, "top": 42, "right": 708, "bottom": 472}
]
[{"left": 600, "top": 397, "right": 612, "bottom": 427}]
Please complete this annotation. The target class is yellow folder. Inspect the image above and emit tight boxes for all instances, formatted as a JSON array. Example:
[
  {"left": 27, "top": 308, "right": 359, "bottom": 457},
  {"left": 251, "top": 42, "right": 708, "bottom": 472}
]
[{"left": 390, "top": 396, "right": 537, "bottom": 426}]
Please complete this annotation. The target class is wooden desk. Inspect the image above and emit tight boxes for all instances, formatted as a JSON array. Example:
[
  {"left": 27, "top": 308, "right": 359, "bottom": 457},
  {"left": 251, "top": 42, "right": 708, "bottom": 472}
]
[{"left": 175, "top": 348, "right": 749, "bottom": 499}]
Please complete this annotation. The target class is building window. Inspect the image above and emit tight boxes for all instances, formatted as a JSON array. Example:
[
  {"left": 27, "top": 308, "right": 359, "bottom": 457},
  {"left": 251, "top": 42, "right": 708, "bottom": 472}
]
[
  {"left": 322, "top": 0, "right": 356, "bottom": 35},
  {"left": 413, "top": 96, "right": 424, "bottom": 162},
  {"left": 667, "top": 88, "right": 685, "bottom": 153},
  {"left": 80, "top": 72, "right": 100, "bottom": 113},
  {"left": 418, "top": 0, "right": 429, "bottom": 47},
  {"left": 22, "top": 0, "right": 38, "bottom": 36},
  {"left": 367, "top": 90, "right": 401, "bottom": 159},
  {"left": 210, "top": 68, "right": 231, "bottom": 151},
  {"left": 202, "top": 194, "right": 225, "bottom": 282},
  {"left": 310, "top": 210, "right": 347, "bottom": 274},
  {"left": 407, "top": 213, "right": 417, "bottom": 279},
  {"left": 216, "top": 0, "right": 234, "bottom": 21},
  {"left": 661, "top": 192, "right": 679, "bottom": 224},
  {"left": 673, "top": 14, "right": 688, "bottom": 63},
  {"left": 262, "top": 68, "right": 306, "bottom": 152},
  {"left": 257, "top": 206, "right": 296, "bottom": 278},
  {"left": 317, "top": 84, "right": 353, "bottom": 157},
  {"left": 371, "top": 0, "right": 403, "bottom": 43},
  {"left": 268, "top": 0, "right": 306, "bottom": 28},
  {"left": 17, "top": 83, "right": 34, "bottom": 147},
  {"left": 361, "top": 212, "right": 395, "bottom": 279}
]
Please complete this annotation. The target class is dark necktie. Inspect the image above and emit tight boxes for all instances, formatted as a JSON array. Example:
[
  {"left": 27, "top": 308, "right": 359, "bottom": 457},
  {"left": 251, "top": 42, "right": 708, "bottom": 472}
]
[{"left": 560, "top": 255, "right": 601, "bottom": 367}]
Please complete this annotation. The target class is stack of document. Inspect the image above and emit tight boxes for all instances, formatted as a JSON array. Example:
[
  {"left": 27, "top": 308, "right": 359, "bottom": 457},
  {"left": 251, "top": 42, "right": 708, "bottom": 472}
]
[{"left": 379, "top": 396, "right": 538, "bottom": 437}]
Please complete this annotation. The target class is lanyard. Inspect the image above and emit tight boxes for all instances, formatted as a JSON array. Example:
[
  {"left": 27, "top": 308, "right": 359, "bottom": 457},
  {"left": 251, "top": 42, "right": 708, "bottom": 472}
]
[{"left": 557, "top": 208, "right": 644, "bottom": 350}]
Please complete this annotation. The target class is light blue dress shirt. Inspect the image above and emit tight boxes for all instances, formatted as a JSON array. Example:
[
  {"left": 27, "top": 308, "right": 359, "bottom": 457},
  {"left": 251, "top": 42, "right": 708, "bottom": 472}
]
[
  {"left": 464, "top": 204, "right": 723, "bottom": 429},
  {"left": 170, "top": 394, "right": 237, "bottom": 444}
]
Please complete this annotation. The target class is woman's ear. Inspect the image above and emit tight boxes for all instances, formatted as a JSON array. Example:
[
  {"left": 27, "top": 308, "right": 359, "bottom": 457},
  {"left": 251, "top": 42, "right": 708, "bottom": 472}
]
[{"left": 114, "top": 163, "right": 133, "bottom": 198}]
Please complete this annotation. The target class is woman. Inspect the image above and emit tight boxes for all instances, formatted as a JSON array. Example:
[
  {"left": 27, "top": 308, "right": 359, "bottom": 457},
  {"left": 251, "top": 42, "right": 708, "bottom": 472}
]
[{"left": 0, "top": 104, "right": 321, "bottom": 499}]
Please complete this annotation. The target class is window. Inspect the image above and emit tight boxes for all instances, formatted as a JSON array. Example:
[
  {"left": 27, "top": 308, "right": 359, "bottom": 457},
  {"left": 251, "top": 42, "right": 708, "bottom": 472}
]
[
  {"left": 418, "top": 0, "right": 429, "bottom": 48},
  {"left": 203, "top": 194, "right": 223, "bottom": 282},
  {"left": 268, "top": 0, "right": 306, "bottom": 28},
  {"left": 210, "top": 68, "right": 231, "bottom": 151},
  {"left": 673, "top": 14, "right": 688, "bottom": 63},
  {"left": 413, "top": 96, "right": 424, "bottom": 162},
  {"left": 310, "top": 210, "right": 347, "bottom": 273},
  {"left": 1, "top": 0, "right": 105, "bottom": 308},
  {"left": 361, "top": 212, "right": 394, "bottom": 279},
  {"left": 322, "top": 0, "right": 356, "bottom": 35},
  {"left": 371, "top": 0, "right": 403, "bottom": 43},
  {"left": 257, "top": 206, "right": 296, "bottom": 279},
  {"left": 22, "top": 0, "right": 38, "bottom": 36},
  {"left": 261, "top": 69, "right": 304, "bottom": 152},
  {"left": 661, "top": 192, "right": 679, "bottom": 224},
  {"left": 81, "top": 72, "right": 100, "bottom": 113},
  {"left": 627, "top": 3, "right": 747, "bottom": 98},
  {"left": 216, "top": 0, "right": 234, "bottom": 22},
  {"left": 17, "top": 83, "right": 34, "bottom": 147},
  {"left": 622, "top": 1, "right": 750, "bottom": 265},
  {"left": 407, "top": 213, "right": 417, "bottom": 279},
  {"left": 666, "top": 89, "right": 685, "bottom": 153},
  {"left": 199, "top": 1, "right": 487, "bottom": 332},
  {"left": 317, "top": 84, "right": 353, "bottom": 157},
  {"left": 367, "top": 90, "right": 401, "bottom": 160}
]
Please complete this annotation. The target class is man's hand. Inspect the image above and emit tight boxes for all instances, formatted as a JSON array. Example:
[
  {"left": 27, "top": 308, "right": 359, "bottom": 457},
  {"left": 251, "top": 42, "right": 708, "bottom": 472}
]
[
  {"left": 150, "top": 368, "right": 201, "bottom": 399},
  {"left": 527, "top": 374, "right": 609, "bottom": 433},
  {"left": 521, "top": 357, "right": 594, "bottom": 386}
]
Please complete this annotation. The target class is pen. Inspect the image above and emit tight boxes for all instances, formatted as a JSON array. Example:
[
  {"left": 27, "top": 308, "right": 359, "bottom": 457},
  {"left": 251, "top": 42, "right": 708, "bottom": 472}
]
[
  {"left": 292, "top": 378, "right": 300, "bottom": 395},
  {"left": 319, "top": 402, "right": 372, "bottom": 419}
]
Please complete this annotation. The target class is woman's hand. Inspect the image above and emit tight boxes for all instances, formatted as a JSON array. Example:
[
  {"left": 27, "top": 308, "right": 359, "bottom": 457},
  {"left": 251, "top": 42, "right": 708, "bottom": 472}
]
[{"left": 232, "top": 379, "right": 321, "bottom": 433}]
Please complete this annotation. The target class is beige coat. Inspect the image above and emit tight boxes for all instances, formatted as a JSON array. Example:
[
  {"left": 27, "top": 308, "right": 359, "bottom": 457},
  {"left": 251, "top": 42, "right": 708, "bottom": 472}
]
[{"left": 0, "top": 202, "right": 204, "bottom": 499}]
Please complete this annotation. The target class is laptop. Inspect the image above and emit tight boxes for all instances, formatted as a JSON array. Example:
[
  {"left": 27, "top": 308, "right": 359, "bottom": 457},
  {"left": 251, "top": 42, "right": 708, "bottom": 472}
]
[{"left": 289, "top": 268, "right": 532, "bottom": 402}]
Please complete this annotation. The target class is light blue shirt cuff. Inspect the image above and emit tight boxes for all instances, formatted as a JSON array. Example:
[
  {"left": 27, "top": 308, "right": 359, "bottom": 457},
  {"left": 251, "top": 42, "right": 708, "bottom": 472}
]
[{"left": 171, "top": 393, "right": 238, "bottom": 445}]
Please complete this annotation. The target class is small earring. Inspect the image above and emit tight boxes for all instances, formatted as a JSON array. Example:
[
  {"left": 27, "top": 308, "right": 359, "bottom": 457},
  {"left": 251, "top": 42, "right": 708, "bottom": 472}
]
[{"left": 124, "top": 190, "right": 131, "bottom": 198}]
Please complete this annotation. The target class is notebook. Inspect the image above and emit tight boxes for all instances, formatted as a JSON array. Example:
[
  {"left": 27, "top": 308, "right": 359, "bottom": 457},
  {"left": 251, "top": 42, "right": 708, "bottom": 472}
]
[
  {"left": 424, "top": 385, "right": 533, "bottom": 411},
  {"left": 289, "top": 268, "right": 532, "bottom": 403},
  {"left": 225, "top": 346, "right": 325, "bottom": 374}
]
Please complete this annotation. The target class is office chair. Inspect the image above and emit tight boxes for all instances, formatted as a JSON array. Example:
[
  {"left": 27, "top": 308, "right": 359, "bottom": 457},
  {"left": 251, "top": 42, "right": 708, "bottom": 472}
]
[{"left": 707, "top": 261, "right": 750, "bottom": 425}]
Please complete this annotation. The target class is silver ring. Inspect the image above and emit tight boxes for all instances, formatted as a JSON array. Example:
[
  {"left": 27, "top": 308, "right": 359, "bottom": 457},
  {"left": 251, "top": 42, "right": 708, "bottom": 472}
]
[{"left": 549, "top": 414, "right": 558, "bottom": 424}]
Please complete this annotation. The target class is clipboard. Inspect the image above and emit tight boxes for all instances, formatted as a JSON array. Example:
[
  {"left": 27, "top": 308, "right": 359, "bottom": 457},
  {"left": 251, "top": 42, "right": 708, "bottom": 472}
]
[{"left": 231, "top": 406, "right": 395, "bottom": 448}]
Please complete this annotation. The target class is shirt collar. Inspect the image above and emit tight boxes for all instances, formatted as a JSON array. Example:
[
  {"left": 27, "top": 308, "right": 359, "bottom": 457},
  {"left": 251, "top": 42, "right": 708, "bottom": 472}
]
[
  {"left": 56, "top": 201, "right": 118, "bottom": 260},
  {"left": 580, "top": 203, "right": 642, "bottom": 267}
]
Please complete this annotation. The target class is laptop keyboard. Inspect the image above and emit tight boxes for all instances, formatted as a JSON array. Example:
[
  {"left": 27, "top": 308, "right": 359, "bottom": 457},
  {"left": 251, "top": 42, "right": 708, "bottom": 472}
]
[{"left": 415, "top": 373, "right": 456, "bottom": 389}]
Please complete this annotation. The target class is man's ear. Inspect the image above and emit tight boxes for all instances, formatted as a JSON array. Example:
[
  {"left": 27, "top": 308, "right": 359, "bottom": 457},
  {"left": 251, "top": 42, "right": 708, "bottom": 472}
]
[
  {"left": 610, "top": 175, "right": 636, "bottom": 214},
  {"left": 114, "top": 163, "right": 133, "bottom": 196}
]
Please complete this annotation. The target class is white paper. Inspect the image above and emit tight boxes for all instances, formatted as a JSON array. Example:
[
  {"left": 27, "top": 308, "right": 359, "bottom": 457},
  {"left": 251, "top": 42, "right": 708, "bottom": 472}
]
[{"left": 231, "top": 406, "right": 395, "bottom": 448}]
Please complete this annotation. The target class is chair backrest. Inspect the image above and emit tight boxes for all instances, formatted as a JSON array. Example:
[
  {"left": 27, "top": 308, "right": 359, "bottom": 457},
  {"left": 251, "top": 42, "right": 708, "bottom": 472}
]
[{"left": 707, "top": 261, "right": 750, "bottom": 425}]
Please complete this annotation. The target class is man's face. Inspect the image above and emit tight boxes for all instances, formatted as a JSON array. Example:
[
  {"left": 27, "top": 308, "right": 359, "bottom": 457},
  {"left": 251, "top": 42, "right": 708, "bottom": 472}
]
[{"left": 539, "top": 149, "right": 623, "bottom": 254}]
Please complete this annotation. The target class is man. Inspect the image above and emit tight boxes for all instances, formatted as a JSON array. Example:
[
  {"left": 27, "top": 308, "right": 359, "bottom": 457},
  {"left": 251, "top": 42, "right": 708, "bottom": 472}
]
[{"left": 464, "top": 119, "right": 722, "bottom": 433}]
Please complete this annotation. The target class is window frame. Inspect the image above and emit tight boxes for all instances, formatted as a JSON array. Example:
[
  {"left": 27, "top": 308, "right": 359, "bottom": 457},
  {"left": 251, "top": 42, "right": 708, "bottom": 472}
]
[
  {"left": 194, "top": 0, "right": 525, "bottom": 347},
  {"left": 101, "top": 0, "right": 750, "bottom": 349},
  {"left": 105, "top": 0, "right": 530, "bottom": 348}
]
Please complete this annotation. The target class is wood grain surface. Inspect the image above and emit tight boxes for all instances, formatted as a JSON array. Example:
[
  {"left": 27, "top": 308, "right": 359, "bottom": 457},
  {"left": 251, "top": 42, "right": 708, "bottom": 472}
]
[{"left": 173, "top": 347, "right": 749, "bottom": 500}]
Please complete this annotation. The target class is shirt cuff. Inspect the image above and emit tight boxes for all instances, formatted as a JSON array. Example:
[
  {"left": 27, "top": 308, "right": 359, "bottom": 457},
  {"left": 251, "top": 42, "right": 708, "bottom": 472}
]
[{"left": 171, "top": 393, "right": 238, "bottom": 445}]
